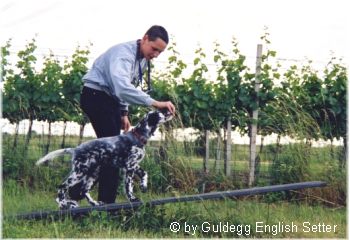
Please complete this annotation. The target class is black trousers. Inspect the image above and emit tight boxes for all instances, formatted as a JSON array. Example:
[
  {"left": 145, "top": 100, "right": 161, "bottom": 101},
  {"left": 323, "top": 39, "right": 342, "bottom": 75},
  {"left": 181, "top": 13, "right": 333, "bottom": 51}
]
[{"left": 80, "top": 86, "right": 121, "bottom": 203}]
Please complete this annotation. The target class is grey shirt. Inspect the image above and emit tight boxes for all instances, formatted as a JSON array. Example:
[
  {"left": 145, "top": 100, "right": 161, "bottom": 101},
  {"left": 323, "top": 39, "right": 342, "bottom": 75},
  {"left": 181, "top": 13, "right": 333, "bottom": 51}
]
[{"left": 83, "top": 40, "right": 155, "bottom": 111}]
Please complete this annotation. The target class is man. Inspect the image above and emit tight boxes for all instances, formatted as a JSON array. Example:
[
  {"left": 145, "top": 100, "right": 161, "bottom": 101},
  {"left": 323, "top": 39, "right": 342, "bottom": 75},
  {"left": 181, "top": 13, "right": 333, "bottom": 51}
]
[{"left": 80, "top": 25, "right": 175, "bottom": 204}]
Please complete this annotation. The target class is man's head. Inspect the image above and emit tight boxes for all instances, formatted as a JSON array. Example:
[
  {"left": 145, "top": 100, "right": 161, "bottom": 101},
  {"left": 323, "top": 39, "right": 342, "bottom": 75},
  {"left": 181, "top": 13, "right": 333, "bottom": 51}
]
[{"left": 141, "top": 25, "right": 169, "bottom": 60}]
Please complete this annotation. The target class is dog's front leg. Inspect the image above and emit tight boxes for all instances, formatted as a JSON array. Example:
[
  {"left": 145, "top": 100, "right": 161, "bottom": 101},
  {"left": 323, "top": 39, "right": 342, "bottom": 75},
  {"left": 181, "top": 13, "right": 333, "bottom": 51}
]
[
  {"left": 135, "top": 168, "right": 148, "bottom": 192},
  {"left": 85, "top": 192, "right": 104, "bottom": 206},
  {"left": 125, "top": 169, "right": 139, "bottom": 202},
  {"left": 125, "top": 147, "right": 145, "bottom": 202}
]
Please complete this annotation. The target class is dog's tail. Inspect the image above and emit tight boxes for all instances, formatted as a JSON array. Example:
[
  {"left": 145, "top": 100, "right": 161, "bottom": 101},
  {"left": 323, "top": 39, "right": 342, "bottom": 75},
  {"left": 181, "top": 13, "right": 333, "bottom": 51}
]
[{"left": 36, "top": 148, "right": 74, "bottom": 166}]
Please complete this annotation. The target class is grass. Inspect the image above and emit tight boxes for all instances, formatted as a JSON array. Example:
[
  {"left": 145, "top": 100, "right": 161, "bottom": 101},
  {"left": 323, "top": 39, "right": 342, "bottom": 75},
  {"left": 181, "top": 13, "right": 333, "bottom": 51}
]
[
  {"left": 2, "top": 185, "right": 346, "bottom": 238},
  {"left": 2, "top": 133, "right": 343, "bottom": 177},
  {"left": 2, "top": 133, "right": 346, "bottom": 238}
]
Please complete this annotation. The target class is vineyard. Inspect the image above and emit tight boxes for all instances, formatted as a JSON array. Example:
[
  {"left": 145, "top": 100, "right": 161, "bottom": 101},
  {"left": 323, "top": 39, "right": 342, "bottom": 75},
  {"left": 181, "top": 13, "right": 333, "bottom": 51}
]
[
  {"left": 1, "top": 34, "right": 347, "bottom": 238},
  {"left": 2, "top": 35, "right": 347, "bottom": 175}
]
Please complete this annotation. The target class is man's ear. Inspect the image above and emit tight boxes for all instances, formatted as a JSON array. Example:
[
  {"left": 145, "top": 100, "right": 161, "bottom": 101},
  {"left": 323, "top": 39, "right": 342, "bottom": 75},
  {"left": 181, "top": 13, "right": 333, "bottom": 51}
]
[{"left": 142, "top": 34, "right": 149, "bottom": 42}]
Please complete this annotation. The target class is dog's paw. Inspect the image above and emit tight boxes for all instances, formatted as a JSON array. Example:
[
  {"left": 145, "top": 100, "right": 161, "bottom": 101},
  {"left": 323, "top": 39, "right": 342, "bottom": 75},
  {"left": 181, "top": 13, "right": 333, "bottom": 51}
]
[
  {"left": 58, "top": 202, "right": 71, "bottom": 210},
  {"left": 129, "top": 197, "right": 141, "bottom": 202},
  {"left": 57, "top": 199, "right": 69, "bottom": 210},
  {"left": 66, "top": 200, "right": 79, "bottom": 209},
  {"left": 96, "top": 201, "right": 105, "bottom": 206},
  {"left": 58, "top": 204, "right": 68, "bottom": 210},
  {"left": 140, "top": 185, "right": 147, "bottom": 193},
  {"left": 87, "top": 200, "right": 104, "bottom": 207}
]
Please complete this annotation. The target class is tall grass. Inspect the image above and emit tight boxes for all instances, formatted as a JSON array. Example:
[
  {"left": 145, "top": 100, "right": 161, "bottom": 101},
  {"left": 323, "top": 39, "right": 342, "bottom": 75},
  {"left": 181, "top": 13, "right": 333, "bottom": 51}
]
[
  {"left": 2, "top": 130, "right": 345, "bottom": 201},
  {"left": 3, "top": 183, "right": 346, "bottom": 238}
]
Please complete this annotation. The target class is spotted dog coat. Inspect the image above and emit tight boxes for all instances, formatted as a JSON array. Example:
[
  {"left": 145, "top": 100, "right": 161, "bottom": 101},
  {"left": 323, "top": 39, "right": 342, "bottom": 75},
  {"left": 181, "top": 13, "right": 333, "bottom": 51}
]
[{"left": 36, "top": 110, "right": 173, "bottom": 209}]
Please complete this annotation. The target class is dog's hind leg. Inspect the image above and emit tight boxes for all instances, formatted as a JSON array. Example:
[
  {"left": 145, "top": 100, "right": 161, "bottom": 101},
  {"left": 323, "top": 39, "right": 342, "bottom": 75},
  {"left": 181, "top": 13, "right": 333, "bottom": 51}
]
[
  {"left": 85, "top": 192, "right": 104, "bottom": 206},
  {"left": 84, "top": 177, "right": 104, "bottom": 206},
  {"left": 56, "top": 172, "right": 82, "bottom": 209}
]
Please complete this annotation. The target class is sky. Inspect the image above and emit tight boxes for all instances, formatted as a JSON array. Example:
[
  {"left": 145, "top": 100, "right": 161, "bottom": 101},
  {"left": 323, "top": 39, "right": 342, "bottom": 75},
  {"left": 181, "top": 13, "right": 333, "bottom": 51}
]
[{"left": 0, "top": 0, "right": 348, "bottom": 75}]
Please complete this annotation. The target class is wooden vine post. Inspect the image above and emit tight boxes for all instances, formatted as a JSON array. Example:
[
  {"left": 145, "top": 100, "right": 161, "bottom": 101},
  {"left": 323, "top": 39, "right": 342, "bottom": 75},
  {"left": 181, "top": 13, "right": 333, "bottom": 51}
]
[
  {"left": 203, "top": 130, "right": 209, "bottom": 173},
  {"left": 249, "top": 44, "right": 263, "bottom": 187},
  {"left": 225, "top": 120, "right": 232, "bottom": 176}
]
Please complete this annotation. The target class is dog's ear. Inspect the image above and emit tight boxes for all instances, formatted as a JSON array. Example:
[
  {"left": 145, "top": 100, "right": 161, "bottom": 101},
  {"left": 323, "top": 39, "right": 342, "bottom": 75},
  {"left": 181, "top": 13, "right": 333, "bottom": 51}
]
[{"left": 147, "top": 111, "right": 161, "bottom": 126}]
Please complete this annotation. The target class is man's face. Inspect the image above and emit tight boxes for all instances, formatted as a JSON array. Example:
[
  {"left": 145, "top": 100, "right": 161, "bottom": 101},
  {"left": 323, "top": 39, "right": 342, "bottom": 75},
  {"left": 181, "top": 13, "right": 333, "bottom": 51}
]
[{"left": 141, "top": 35, "right": 167, "bottom": 60}]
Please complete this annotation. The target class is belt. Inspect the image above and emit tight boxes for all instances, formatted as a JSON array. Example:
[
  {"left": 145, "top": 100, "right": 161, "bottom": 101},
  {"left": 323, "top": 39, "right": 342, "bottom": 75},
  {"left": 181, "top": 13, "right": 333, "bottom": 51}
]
[
  {"left": 84, "top": 82, "right": 105, "bottom": 91},
  {"left": 83, "top": 83, "right": 115, "bottom": 98}
]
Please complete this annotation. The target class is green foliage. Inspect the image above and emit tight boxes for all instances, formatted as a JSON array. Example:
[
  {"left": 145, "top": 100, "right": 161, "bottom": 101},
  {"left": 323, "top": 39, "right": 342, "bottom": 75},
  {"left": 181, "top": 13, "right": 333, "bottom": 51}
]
[
  {"left": 319, "top": 59, "right": 347, "bottom": 141},
  {"left": 61, "top": 45, "right": 91, "bottom": 124},
  {"left": 37, "top": 52, "right": 64, "bottom": 123},
  {"left": 1, "top": 39, "right": 13, "bottom": 81},
  {"left": 280, "top": 58, "right": 347, "bottom": 143},
  {"left": 1, "top": 33, "right": 347, "bottom": 197},
  {"left": 2, "top": 35, "right": 347, "bottom": 147},
  {"left": 215, "top": 38, "right": 252, "bottom": 132},
  {"left": 270, "top": 144, "right": 311, "bottom": 184},
  {"left": 3, "top": 38, "right": 39, "bottom": 123},
  {"left": 2, "top": 38, "right": 91, "bottom": 127}
]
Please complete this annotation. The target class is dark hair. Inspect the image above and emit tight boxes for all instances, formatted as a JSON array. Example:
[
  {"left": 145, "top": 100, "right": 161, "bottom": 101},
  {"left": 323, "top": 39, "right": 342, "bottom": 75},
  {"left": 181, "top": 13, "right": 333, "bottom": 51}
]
[{"left": 145, "top": 25, "right": 169, "bottom": 44}]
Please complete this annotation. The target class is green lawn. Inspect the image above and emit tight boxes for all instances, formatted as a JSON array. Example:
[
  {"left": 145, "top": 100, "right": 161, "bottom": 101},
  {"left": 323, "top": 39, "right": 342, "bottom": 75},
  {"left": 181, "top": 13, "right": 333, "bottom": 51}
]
[{"left": 2, "top": 184, "right": 346, "bottom": 238}]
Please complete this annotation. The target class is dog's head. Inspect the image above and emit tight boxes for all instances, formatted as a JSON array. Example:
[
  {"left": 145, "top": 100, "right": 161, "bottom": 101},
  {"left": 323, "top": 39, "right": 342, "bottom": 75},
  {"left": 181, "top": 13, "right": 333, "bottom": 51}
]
[
  {"left": 133, "top": 109, "right": 173, "bottom": 142},
  {"left": 145, "top": 109, "right": 173, "bottom": 129},
  {"left": 150, "top": 108, "right": 174, "bottom": 124}
]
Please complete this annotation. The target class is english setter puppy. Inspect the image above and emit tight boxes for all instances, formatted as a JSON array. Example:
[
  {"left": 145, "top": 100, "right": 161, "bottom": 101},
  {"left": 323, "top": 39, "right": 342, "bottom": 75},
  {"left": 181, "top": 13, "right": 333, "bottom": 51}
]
[{"left": 36, "top": 109, "right": 173, "bottom": 209}]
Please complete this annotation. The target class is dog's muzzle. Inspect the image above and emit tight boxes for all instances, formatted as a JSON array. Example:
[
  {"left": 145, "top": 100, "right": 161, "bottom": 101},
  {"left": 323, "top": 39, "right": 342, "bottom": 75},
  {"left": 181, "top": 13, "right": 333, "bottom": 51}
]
[{"left": 161, "top": 109, "right": 174, "bottom": 121}]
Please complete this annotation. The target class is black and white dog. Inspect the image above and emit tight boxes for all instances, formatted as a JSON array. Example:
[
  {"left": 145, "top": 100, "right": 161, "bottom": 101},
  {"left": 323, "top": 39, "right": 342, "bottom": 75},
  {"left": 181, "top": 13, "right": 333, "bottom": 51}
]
[{"left": 36, "top": 109, "right": 173, "bottom": 209}]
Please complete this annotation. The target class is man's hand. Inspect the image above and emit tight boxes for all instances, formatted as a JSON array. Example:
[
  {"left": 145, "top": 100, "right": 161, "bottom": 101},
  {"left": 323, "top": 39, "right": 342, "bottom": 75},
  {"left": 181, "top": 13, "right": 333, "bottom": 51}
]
[
  {"left": 152, "top": 100, "right": 176, "bottom": 115},
  {"left": 121, "top": 116, "right": 131, "bottom": 132}
]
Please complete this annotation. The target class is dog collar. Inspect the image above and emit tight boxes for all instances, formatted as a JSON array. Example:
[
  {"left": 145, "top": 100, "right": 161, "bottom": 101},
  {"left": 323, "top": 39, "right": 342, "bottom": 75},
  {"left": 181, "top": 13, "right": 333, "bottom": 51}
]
[{"left": 131, "top": 128, "right": 147, "bottom": 145}]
